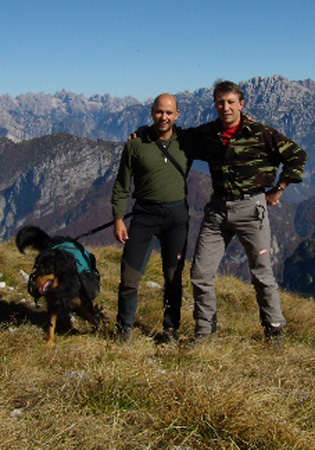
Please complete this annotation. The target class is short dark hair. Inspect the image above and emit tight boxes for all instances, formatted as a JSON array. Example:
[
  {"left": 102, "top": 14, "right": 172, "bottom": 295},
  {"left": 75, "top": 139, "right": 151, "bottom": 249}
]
[{"left": 213, "top": 80, "right": 245, "bottom": 102}]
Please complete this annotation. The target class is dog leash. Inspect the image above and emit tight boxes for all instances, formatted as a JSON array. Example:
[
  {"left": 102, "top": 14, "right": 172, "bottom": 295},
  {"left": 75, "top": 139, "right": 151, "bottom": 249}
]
[
  {"left": 74, "top": 140, "right": 186, "bottom": 241},
  {"left": 74, "top": 212, "right": 133, "bottom": 241}
]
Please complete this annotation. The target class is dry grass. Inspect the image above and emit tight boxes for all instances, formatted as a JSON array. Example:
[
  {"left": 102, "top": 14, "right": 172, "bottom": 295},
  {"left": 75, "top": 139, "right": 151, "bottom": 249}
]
[{"left": 0, "top": 241, "right": 314, "bottom": 450}]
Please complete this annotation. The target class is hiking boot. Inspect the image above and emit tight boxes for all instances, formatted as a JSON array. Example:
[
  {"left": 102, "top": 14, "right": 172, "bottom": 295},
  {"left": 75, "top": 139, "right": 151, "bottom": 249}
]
[
  {"left": 264, "top": 324, "right": 283, "bottom": 349},
  {"left": 116, "top": 326, "right": 134, "bottom": 344},
  {"left": 192, "top": 332, "right": 218, "bottom": 345},
  {"left": 154, "top": 327, "right": 179, "bottom": 344},
  {"left": 164, "top": 327, "right": 180, "bottom": 343}
]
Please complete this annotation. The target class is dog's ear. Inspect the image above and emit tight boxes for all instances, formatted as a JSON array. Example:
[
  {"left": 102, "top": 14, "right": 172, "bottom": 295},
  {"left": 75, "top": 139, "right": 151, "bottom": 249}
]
[
  {"left": 54, "top": 250, "right": 78, "bottom": 277},
  {"left": 35, "top": 251, "right": 55, "bottom": 272},
  {"left": 53, "top": 250, "right": 81, "bottom": 294}
]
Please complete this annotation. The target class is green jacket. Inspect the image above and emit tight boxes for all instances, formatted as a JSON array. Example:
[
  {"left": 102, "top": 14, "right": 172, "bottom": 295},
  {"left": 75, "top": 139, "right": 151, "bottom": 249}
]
[
  {"left": 112, "top": 127, "right": 191, "bottom": 219},
  {"left": 182, "top": 114, "right": 307, "bottom": 197}
]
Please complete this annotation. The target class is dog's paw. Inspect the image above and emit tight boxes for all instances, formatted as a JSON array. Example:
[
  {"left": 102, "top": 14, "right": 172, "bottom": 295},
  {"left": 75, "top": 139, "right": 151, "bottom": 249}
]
[
  {"left": 45, "top": 339, "right": 55, "bottom": 348},
  {"left": 92, "top": 306, "right": 110, "bottom": 336}
]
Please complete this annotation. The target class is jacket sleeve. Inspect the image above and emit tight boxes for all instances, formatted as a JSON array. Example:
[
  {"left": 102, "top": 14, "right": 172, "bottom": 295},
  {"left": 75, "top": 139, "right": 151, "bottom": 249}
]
[
  {"left": 264, "top": 127, "right": 307, "bottom": 183},
  {"left": 111, "top": 143, "right": 133, "bottom": 219},
  {"left": 178, "top": 122, "right": 217, "bottom": 161}
]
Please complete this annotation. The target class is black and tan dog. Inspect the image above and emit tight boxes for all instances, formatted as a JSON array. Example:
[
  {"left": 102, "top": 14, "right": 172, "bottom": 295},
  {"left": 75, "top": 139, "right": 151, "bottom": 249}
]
[{"left": 16, "top": 225, "right": 104, "bottom": 346}]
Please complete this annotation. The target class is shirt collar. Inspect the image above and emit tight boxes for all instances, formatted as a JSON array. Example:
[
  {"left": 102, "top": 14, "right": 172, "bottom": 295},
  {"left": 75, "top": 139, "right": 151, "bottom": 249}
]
[
  {"left": 146, "top": 125, "right": 178, "bottom": 143},
  {"left": 214, "top": 113, "right": 253, "bottom": 135}
]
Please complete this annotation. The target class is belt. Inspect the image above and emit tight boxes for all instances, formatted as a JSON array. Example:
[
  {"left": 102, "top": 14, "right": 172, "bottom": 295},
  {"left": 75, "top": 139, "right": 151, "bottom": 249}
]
[
  {"left": 213, "top": 191, "right": 264, "bottom": 202},
  {"left": 136, "top": 199, "right": 186, "bottom": 207}
]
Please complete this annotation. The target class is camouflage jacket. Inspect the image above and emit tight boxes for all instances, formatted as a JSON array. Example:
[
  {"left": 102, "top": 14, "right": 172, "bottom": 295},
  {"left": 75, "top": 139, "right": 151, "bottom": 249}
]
[{"left": 182, "top": 114, "right": 307, "bottom": 197}]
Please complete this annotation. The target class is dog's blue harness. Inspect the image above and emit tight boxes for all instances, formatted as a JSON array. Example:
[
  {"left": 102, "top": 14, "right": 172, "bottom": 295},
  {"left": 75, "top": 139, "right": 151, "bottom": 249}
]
[{"left": 52, "top": 242, "right": 95, "bottom": 273}]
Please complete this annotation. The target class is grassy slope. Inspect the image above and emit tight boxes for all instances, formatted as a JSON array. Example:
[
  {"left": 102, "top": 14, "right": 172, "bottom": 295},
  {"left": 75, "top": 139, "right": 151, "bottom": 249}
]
[{"left": 0, "top": 241, "right": 314, "bottom": 450}]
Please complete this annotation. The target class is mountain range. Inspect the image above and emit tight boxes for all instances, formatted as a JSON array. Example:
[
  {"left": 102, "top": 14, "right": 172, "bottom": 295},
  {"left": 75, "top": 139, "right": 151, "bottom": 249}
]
[{"left": 0, "top": 75, "right": 314, "bottom": 295}]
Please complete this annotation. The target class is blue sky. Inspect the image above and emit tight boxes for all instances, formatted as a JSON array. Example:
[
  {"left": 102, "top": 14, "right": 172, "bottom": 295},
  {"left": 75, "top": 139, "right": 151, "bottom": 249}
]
[{"left": 1, "top": 0, "right": 314, "bottom": 101}]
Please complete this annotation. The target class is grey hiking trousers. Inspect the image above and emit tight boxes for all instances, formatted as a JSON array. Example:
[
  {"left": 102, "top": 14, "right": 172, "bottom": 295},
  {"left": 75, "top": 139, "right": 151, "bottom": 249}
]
[{"left": 191, "top": 193, "right": 286, "bottom": 334}]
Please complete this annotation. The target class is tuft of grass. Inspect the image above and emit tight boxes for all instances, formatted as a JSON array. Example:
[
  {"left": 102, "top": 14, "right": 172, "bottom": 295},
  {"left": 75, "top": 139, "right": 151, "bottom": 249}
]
[{"left": 0, "top": 240, "right": 314, "bottom": 449}]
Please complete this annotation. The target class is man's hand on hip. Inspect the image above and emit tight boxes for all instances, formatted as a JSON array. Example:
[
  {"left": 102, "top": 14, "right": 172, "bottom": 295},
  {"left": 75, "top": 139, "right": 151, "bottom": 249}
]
[{"left": 265, "top": 182, "right": 289, "bottom": 206}]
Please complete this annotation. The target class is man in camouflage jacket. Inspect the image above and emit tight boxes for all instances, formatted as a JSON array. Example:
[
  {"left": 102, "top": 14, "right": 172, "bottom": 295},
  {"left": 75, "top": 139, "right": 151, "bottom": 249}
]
[{"left": 183, "top": 80, "right": 307, "bottom": 345}]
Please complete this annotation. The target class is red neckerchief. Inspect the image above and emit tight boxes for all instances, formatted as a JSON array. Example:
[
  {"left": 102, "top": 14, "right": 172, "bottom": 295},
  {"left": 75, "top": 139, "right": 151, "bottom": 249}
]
[{"left": 221, "top": 121, "right": 242, "bottom": 146}]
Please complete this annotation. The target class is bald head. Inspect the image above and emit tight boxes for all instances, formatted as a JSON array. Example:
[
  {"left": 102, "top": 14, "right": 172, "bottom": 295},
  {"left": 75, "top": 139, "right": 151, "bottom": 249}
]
[
  {"left": 152, "top": 93, "right": 179, "bottom": 111},
  {"left": 151, "top": 93, "right": 180, "bottom": 140}
]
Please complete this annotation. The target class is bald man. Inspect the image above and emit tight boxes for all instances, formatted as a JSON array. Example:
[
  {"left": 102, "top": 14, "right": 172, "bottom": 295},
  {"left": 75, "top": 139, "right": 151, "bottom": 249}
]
[{"left": 112, "top": 94, "right": 191, "bottom": 342}]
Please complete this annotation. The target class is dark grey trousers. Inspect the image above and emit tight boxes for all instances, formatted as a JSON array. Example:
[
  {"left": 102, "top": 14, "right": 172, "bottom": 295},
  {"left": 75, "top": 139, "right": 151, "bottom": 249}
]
[
  {"left": 117, "top": 201, "right": 189, "bottom": 331},
  {"left": 191, "top": 193, "right": 286, "bottom": 334}
]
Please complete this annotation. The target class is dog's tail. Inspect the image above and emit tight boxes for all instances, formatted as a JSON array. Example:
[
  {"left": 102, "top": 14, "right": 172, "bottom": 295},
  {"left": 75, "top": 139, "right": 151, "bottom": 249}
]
[{"left": 16, "top": 226, "right": 51, "bottom": 253}]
